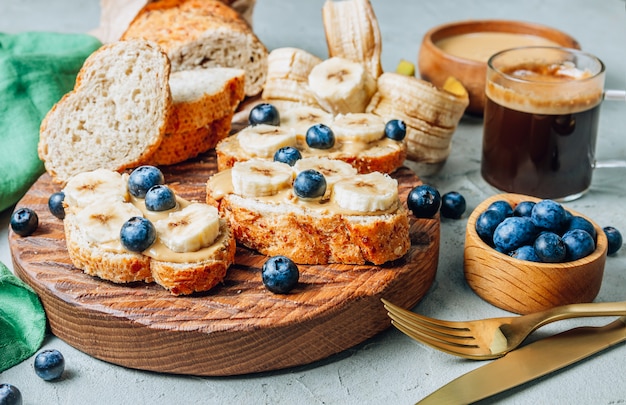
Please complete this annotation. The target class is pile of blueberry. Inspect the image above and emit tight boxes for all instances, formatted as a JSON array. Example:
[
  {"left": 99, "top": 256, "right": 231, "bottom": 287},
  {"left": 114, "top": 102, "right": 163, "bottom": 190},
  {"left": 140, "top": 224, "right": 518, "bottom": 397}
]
[
  {"left": 475, "top": 198, "right": 623, "bottom": 263},
  {"left": 406, "top": 184, "right": 466, "bottom": 219},
  {"left": 1, "top": 349, "right": 65, "bottom": 404}
]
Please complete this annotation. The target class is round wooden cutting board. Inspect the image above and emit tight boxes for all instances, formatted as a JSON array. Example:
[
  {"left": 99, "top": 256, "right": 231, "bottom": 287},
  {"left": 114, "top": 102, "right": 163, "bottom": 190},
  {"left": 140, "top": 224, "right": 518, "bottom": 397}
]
[{"left": 9, "top": 152, "right": 439, "bottom": 376}]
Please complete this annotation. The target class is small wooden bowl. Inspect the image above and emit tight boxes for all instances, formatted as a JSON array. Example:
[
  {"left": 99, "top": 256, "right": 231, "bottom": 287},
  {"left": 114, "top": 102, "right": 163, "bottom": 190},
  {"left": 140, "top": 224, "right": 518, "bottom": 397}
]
[
  {"left": 464, "top": 194, "right": 607, "bottom": 315},
  {"left": 418, "top": 20, "right": 580, "bottom": 116}
]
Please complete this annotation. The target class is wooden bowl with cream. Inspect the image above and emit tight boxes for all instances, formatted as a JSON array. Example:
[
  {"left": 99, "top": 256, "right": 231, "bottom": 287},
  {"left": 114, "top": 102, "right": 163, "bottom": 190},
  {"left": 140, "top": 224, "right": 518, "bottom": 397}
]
[{"left": 418, "top": 20, "right": 580, "bottom": 115}]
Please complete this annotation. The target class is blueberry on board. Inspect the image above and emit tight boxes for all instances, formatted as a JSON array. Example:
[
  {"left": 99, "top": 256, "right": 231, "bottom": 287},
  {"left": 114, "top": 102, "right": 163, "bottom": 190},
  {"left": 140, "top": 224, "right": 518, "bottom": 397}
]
[
  {"left": 603, "top": 226, "right": 623, "bottom": 255},
  {"left": 534, "top": 232, "right": 566, "bottom": 263},
  {"left": 486, "top": 200, "right": 513, "bottom": 218},
  {"left": 128, "top": 165, "right": 165, "bottom": 198},
  {"left": 262, "top": 255, "right": 299, "bottom": 294},
  {"left": 510, "top": 245, "right": 541, "bottom": 262},
  {"left": 531, "top": 199, "right": 567, "bottom": 233},
  {"left": 566, "top": 216, "right": 597, "bottom": 241},
  {"left": 513, "top": 201, "right": 535, "bottom": 217},
  {"left": 144, "top": 185, "right": 177, "bottom": 211},
  {"left": 384, "top": 119, "right": 407, "bottom": 141},
  {"left": 440, "top": 191, "right": 466, "bottom": 219},
  {"left": 475, "top": 209, "right": 505, "bottom": 245},
  {"left": 0, "top": 384, "right": 22, "bottom": 405},
  {"left": 249, "top": 103, "right": 280, "bottom": 126},
  {"left": 293, "top": 170, "right": 326, "bottom": 199},
  {"left": 10, "top": 207, "right": 38, "bottom": 237},
  {"left": 406, "top": 184, "right": 441, "bottom": 218},
  {"left": 273, "top": 146, "right": 302, "bottom": 166},
  {"left": 306, "top": 124, "right": 335, "bottom": 149},
  {"left": 493, "top": 216, "right": 536, "bottom": 253},
  {"left": 34, "top": 349, "right": 65, "bottom": 381},
  {"left": 562, "top": 229, "right": 596, "bottom": 261},
  {"left": 120, "top": 217, "right": 156, "bottom": 252},
  {"left": 48, "top": 191, "right": 66, "bottom": 219}
]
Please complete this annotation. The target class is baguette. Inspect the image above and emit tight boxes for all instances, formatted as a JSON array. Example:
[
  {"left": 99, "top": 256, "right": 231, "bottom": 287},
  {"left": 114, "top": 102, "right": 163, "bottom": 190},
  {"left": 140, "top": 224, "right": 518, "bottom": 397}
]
[
  {"left": 206, "top": 158, "right": 411, "bottom": 265},
  {"left": 121, "top": 0, "right": 268, "bottom": 97}
]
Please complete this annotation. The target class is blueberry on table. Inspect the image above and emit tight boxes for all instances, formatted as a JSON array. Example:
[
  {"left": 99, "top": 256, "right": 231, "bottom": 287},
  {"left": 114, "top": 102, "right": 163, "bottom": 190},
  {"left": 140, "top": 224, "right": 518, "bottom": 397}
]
[
  {"left": 34, "top": 349, "right": 65, "bottom": 381},
  {"left": 512, "top": 201, "right": 535, "bottom": 217},
  {"left": 566, "top": 216, "right": 597, "bottom": 241},
  {"left": 407, "top": 184, "right": 441, "bottom": 218},
  {"left": 384, "top": 119, "right": 407, "bottom": 141},
  {"left": 128, "top": 165, "right": 165, "bottom": 198},
  {"left": 48, "top": 191, "right": 66, "bottom": 219},
  {"left": 562, "top": 229, "right": 596, "bottom": 261},
  {"left": 534, "top": 232, "right": 566, "bottom": 263},
  {"left": 293, "top": 169, "right": 326, "bottom": 199},
  {"left": 440, "top": 191, "right": 466, "bottom": 219},
  {"left": 10, "top": 207, "right": 38, "bottom": 237},
  {"left": 262, "top": 255, "right": 299, "bottom": 294},
  {"left": 603, "top": 226, "right": 623, "bottom": 255},
  {"left": 486, "top": 200, "right": 513, "bottom": 218},
  {"left": 510, "top": 245, "right": 541, "bottom": 262},
  {"left": 120, "top": 217, "right": 156, "bottom": 252},
  {"left": 249, "top": 103, "right": 280, "bottom": 126},
  {"left": 475, "top": 209, "right": 505, "bottom": 245},
  {"left": 493, "top": 216, "right": 536, "bottom": 253},
  {"left": 531, "top": 199, "right": 567, "bottom": 233},
  {"left": 0, "top": 384, "right": 22, "bottom": 405},
  {"left": 306, "top": 124, "right": 335, "bottom": 149},
  {"left": 144, "top": 185, "right": 177, "bottom": 211},
  {"left": 273, "top": 146, "right": 302, "bottom": 166}
]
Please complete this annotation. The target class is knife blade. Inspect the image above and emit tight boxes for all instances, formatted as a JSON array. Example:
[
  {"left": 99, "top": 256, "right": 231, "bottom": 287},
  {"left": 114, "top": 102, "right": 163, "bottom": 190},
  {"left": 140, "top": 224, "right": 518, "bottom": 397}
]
[{"left": 417, "top": 316, "right": 626, "bottom": 405}]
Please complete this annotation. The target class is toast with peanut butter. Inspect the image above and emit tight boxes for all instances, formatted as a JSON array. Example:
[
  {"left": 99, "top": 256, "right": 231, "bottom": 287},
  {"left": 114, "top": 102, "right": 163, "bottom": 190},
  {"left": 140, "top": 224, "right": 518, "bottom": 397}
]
[
  {"left": 62, "top": 168, "right": 236, "bottom": 295},
  {"left": 206, "top": 157, "right": 410, "bottom": 265}
]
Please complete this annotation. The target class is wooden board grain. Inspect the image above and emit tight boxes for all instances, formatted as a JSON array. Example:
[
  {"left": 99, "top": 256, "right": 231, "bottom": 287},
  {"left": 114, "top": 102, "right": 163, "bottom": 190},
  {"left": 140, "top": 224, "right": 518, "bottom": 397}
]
[{"left": 9, "top": 151, "right": 439, "bottom": 376}]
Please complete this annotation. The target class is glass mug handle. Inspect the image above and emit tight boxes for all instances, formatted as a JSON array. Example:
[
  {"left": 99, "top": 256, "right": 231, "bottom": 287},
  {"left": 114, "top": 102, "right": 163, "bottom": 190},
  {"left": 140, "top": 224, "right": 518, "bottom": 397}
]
[{"left": 594, "top": 89, "right": 626, "bottom": 169}]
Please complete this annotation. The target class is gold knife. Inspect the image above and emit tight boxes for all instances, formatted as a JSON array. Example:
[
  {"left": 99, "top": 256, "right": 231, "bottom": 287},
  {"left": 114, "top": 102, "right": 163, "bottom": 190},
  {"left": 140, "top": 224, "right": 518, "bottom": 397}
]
[{"left": 417, "top": 316, "right": 626, "bottom": 404}]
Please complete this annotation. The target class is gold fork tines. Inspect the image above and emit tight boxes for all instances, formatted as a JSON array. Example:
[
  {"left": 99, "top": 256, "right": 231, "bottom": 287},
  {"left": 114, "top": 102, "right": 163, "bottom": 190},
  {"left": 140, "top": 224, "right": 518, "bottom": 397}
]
[{"left": 381, "top": 298, "right": 626, "bottom": 360}]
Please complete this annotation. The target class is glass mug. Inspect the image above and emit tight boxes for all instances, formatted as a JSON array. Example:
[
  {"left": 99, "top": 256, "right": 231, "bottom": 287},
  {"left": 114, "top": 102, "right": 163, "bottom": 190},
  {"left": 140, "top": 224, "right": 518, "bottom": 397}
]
[{"left": 481, "top": 46, "right": 616, "bottom": 202}]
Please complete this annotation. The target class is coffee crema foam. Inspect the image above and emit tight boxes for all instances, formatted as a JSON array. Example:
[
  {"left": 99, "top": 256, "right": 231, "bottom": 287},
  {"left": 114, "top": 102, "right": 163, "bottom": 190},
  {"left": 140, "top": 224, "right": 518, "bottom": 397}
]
[{"left": 486, "top": 62, "right": 603, "bottom": 115}]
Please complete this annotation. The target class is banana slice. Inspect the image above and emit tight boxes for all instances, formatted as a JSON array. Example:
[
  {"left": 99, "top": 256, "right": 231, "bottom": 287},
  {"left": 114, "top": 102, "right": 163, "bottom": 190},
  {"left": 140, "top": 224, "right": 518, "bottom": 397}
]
[
  {"left": 64, "top": 169, "right": 129, "bottom": 210},
  {"left": 280, "top": 105, "right": 334, "bottom": 136},
  {"left": 308, "top": 56, "right": 377, "bottom": 114},
  {"left": 237, "top": 124, "right": 297, "bottom": 158},
  {"left": 332, "top": 113, "right": 385, "bottom": 143},
  {"left": 231, "top": 159, "right": 294, "bottom": 197},
  {"left": 75, "top": 200, "right": 143, "bottom": 244},
  {"left": 293, "top": 157, "right": 357, "bottom": 189},
  {"left": 155, "top": 203, "right": 220, "bottom": 253},
  {"left": 332, "top": 172, "right": 398, "bottom": 212}
]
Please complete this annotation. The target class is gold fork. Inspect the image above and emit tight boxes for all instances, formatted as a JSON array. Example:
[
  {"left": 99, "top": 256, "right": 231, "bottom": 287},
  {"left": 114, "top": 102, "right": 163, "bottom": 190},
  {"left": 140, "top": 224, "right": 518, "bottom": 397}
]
[{"left": 381, "top": 298, "right": 626, "bottom": 360}]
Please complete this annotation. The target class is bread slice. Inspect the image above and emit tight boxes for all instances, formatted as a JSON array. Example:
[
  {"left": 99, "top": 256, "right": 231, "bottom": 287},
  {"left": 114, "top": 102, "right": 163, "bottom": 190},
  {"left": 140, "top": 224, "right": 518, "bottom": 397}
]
[
  {"left": 206, "top": 158, "right": 411, "bottom": 265},
  {"left": 38, "top": 40, "right": 172, "bottom": 185},
  {"left": 121, "top": 0, "right": 268, "bottom": 97}
]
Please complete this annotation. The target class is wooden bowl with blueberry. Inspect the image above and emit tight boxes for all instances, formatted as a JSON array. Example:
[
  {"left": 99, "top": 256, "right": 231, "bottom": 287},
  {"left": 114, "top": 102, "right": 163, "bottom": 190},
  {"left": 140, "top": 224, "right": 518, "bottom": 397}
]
[{"left": 464, "top": 193, "right": 608, "bottom": 315}]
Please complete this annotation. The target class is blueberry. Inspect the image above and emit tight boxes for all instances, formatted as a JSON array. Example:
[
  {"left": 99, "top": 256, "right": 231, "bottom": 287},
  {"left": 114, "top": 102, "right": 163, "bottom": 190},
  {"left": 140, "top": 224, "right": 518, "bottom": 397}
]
[
  {"left": 440, "top": 191, "right": 466, "bottom": 219},
  {"left": 128, "top": 165, "right": 165, "bottom": 198},
  {"left": 493, "top": 216, "right": 536, "bottom": 253},
  {"left": 534, "top": 232, "right": 566, "bottom": 263},
  {"left": 486, "top": 200, "right": 513, "bottom": 218},
  {"left": 293, "top": 169, "right": 326, "bottom": 199},
  {"left": 513, "top": 201, "right": 535, "bottom": 217},
  {"left": 475, "top": 209, "right": 505, "bottom": 245},
  {"left": 0, "top": 384, "right": 22, "bottom": 405},
  {"left": 384, "top": 119, "right": 407, "bottom": 141},
  {"left": 262, "top": 255, "right": 299, "bottom": 294},
  {"left": 34, "top": 349, "right": 65, "bottom": 381},
  {"left": 249, "top": 103, "right": 280, "bottom": 126},
  {"left": 406, "top": 184, "right": 441, "bottom": 218},
  {"left": 273, "top": 146, "right": 302, "bottom": 166},
  {"left": 120, "top": 217, "right": 156, "bottom": 252},
  {"left": 306, "top": 124, "right": 335, "bottom": 149},
  {"left": 144, "top": 185, "right": 177, "bottom": 211},
  {"left": 566, "top": 216, "right": 597, "bottom": 241},
  {"left": 562, "top": 229, "right": 596, "bottom": 261},
  {"left": 10, "top": 207, "right": 38, "bottom": 237},
  {"left": 603, "top": 226, "right": 623, "bottom": 255},
  {"left": 48, "top": 191, "right": 66, "bottom": 219},
  {"left": 510, "top": 245, "right": 541, "bottom": 262},
  {"left": 531, "top": 199, "right": 567, "bottom": 233}
]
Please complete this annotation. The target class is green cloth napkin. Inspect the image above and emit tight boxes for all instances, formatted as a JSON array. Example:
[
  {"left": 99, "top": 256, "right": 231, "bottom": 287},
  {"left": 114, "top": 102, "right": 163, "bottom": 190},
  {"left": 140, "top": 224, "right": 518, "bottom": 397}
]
[
  {"left": 0, "top": 32, "right": 102, "bottom": 213},
  {"left": 0, "top": 261, "right": 46, "bottom": 372}
]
